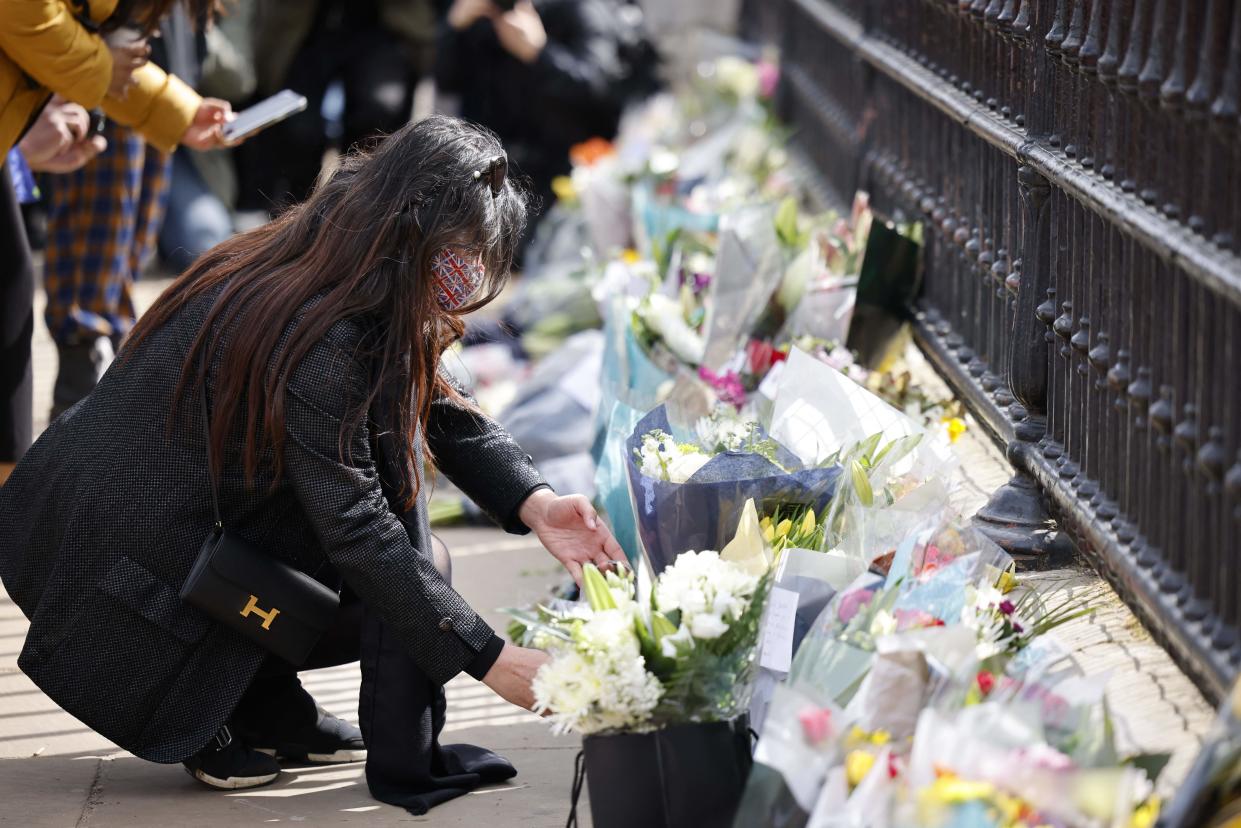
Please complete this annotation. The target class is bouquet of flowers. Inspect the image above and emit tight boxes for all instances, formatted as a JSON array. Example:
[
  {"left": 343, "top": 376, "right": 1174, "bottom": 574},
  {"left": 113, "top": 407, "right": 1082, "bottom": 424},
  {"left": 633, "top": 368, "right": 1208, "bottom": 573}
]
[
  {"left": 513, "top": 551, "right": 771, "bottom": 735},
  {"left": 625, "top": 404, "right": 840, "bottom": 573},
  {"left": 510, "top": 518, "right": 774, "bottom": 828}
]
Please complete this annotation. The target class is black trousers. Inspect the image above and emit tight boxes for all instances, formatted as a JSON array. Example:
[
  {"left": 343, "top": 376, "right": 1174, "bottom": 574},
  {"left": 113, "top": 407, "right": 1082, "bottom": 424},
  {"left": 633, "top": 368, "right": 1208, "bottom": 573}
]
[
  {"left": 237, "top": 23, "right": 420, "bottom": 211},
  {"left": 239, "top": 539, "right": 516, "bottom": 815},
  {"left": 0, "top": 165, "right": 34, "bottom": 463}
]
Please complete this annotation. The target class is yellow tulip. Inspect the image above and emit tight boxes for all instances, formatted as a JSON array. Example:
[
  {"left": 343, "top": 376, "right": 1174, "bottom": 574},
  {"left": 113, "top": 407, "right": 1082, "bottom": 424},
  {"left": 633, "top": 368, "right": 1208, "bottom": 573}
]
[
  {"left": 760, "top": 516, "right": 772, "bottom": 530},
  {"left": 844, "top": 750, "right": 875, "bottom": 788},
  {"left": 800, "top": 508, "right": 816, "bottom": 535},
  {"left": 762, "top": 524, "right": 775, "bottom": 543},
  {"left": 775, "top": 518, "right": 793, "bottom": 538}
]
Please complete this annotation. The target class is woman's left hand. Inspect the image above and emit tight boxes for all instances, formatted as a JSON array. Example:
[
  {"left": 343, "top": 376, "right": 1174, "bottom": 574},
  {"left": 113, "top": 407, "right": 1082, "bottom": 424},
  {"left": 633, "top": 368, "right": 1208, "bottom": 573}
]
[{"left": 519, "top": 489, "right": 625, "bottom": 586}]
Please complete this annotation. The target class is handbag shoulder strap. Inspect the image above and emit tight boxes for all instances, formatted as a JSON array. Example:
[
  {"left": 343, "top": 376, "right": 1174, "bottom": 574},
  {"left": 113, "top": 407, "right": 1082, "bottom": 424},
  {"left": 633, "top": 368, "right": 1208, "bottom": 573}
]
[{"left": 200, "top": 383, "right": 224, "bottom": 533}]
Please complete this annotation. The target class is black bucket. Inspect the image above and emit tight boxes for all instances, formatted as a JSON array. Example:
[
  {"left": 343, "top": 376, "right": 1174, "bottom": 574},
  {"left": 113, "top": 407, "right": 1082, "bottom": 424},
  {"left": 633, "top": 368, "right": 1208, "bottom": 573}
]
[{"left": 572, "top": 717, "right": 753, "bottom": 828}]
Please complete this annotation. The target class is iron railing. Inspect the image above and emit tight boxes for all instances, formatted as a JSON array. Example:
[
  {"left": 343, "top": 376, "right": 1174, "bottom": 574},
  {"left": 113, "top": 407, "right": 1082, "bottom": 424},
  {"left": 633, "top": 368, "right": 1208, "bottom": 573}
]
[{"left": 749, "top": 0, "right": 1241, "bottom": 703}]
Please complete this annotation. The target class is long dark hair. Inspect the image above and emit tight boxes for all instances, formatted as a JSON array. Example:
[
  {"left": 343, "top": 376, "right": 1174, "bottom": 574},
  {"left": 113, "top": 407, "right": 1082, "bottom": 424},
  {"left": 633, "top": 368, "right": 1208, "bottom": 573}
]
[{"left": 126, "top": 116, "right": 528, "bottom": 504}]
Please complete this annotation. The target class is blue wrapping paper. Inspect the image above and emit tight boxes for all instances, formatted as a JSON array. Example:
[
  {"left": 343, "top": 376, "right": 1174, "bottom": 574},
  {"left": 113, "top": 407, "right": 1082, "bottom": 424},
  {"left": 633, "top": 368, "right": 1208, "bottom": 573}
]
[{"left": 625, "top": 405, "right": 841, "bottom": 574}]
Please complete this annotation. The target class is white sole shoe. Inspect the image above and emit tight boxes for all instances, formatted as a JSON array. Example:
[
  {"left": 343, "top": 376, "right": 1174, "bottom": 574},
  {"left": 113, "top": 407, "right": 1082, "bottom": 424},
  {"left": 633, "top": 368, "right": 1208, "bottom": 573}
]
[{"left": 186, "top": 766, "right": 280, "bottom": 790}]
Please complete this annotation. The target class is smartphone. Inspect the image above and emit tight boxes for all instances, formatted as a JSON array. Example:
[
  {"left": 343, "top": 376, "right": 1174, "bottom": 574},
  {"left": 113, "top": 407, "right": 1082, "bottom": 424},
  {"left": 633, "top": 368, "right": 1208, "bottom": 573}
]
[{"left": 222, "top": 90, "right": 308, "bottom": 143}]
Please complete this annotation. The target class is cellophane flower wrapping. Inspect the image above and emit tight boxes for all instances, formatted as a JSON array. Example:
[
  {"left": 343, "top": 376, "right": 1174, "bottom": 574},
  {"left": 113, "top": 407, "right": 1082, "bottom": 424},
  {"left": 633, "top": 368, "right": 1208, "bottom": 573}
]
[
  {"left": 625, "top": 404, "right": 840, "bottom": 575},
  {"left": 700, "top": 203, "right": 785, "bottom": 370}
]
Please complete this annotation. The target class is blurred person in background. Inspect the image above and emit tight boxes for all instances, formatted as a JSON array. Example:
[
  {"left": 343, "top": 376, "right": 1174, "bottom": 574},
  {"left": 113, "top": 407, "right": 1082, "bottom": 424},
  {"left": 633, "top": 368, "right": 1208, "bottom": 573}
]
[
  {"left": 437, "top": 0, "right": 651, "bottom": 240},
  {"left": 158, "top": 0, "right": 258, "bottom": 273},
  {"left": 1, "top": 102, "right": 108, "bottom": 485},
  {"left": 237, "top": 0, "right": 436, "bottom": 212},
  {"left": 0, "top": 0, "right": 230, "bottom": 481}
]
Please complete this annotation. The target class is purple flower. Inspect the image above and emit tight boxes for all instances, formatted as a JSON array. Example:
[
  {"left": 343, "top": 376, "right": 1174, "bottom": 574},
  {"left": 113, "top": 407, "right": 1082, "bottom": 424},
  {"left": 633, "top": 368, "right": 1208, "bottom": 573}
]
[
  {"left": 998, "top": 600, "right": 1016, "bottom": 616},
  {"left": 1012, "top": 621, "right": 1024, "bottom": 634},
  {"left": 691, "top": 272, "right": 712, "bottom": 293}
]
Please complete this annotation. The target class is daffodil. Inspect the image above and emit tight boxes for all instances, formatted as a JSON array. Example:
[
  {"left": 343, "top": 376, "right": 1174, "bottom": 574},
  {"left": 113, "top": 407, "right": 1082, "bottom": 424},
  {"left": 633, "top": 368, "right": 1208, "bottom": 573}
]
[{"left": 943, "top": 416, "right": 967, "bottom": 443}]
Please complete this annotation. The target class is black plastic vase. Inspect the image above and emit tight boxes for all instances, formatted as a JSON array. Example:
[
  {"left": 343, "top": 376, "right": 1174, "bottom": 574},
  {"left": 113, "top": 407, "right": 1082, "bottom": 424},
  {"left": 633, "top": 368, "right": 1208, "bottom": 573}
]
[{"left": 571, "top": 717, "right": 753, "bottom": 828}]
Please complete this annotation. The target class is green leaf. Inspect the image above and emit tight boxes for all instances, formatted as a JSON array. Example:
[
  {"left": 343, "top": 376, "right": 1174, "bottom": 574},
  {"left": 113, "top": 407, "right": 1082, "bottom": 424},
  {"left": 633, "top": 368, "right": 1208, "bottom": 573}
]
[
  {"left": 775, "top": 197, "right": 802, "bottom": 248},
  {"left": 856, "top": 433, "right": 884, "bottom": 466},
  {"left": 872, "top": 433, "right": 924, "bottom": 469},
  {"left": 850, "top": 460, "right": 874, "bottom": 507}
]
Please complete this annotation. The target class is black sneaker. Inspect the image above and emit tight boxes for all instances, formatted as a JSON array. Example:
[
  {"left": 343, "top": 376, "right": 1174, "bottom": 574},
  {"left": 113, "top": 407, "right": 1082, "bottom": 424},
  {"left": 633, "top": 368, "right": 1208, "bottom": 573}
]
[
  {"left": 183, "top": 726, "right": 281, "bottom": 790},
  {"left": 248, "top": 706, "right": 366, "bottom": 764}
]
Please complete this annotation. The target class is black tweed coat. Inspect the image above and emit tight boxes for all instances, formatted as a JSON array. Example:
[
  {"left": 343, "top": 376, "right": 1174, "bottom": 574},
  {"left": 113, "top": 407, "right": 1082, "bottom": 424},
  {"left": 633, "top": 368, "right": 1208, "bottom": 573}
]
[{"left": 0, "top": 288, "right": 545, "bottom": 763}]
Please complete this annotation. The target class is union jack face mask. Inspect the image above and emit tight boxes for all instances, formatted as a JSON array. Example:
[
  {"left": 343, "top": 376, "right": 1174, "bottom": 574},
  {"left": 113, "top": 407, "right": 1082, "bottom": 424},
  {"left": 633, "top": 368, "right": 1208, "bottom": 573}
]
[{"left": 430, "top": 248, "right": 486, "bottom": 310}]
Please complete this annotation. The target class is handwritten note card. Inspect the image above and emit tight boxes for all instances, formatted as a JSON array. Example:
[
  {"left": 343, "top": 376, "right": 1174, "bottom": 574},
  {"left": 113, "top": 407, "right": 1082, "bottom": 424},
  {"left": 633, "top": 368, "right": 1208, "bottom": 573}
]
[{"left": 760, "top": 587, "right": 800, "bottom": 674}]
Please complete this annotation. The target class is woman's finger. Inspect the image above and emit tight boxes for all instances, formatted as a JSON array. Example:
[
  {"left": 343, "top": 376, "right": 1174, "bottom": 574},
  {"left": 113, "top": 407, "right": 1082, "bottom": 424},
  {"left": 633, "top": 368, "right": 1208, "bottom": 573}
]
[
  {"left": 572, "top": 495, "right": 598, "bottom": 530},
  {"left": 602, "top": 532, "right": 624, "bottom": 562},
  {"left": 564, "top": 559, "right": 584, "bottom": 588}
]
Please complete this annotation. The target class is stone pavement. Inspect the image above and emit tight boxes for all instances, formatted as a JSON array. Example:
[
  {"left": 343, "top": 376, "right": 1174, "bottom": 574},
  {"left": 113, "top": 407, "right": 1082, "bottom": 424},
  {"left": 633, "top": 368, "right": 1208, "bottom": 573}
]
[{"left": 1, "top": 279, "right": 1218, "bottom": 826}]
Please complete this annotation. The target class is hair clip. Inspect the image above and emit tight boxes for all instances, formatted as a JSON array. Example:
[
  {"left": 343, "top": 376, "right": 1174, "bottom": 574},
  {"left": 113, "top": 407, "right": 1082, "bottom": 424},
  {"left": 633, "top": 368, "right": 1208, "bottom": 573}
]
[{"left": 473, "top": 154, "right": 508, "bottom": 198}]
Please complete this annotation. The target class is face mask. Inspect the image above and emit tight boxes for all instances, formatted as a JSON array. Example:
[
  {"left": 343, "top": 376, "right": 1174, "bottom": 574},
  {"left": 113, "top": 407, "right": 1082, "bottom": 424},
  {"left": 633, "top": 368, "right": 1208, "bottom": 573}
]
[{"left": 430, "top": 248, "right": 486, "bottom": 311}]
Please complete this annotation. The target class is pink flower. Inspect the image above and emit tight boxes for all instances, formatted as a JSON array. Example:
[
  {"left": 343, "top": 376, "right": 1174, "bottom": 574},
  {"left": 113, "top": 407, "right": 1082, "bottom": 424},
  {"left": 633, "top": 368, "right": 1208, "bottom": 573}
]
[
  {"left": 698, "top": 366, "right": 747, "bottom": 408},
  {"left": 998, "top": 600, "right": 1016, "bottom": 616},
  {"left": 893, "top": 609, "right": 943, "bottom": 631},
  {"left": 838, "top": 589, "right": 874, "bottom": 623},
  {"left": 757, "top": 60, "right": 780, "bottom": 100},
  {"left": 975, "top": 670, "right": 995, "bottom": 695},
  {"left": 798, "top": 706, "right": 833, "bottom": 745}
]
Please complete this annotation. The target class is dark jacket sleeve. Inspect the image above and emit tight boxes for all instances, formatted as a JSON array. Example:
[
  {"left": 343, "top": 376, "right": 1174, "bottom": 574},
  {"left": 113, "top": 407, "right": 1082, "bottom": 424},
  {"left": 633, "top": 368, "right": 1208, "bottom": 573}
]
[
  {"left": 282, "top": 330, "right": 495, "bottom": 685},
  {"left": 529, "top": 0, "right": 626, "bottom": 112},
  {"left": 426, "top": 374, "right": 549, "bottom": 535}
]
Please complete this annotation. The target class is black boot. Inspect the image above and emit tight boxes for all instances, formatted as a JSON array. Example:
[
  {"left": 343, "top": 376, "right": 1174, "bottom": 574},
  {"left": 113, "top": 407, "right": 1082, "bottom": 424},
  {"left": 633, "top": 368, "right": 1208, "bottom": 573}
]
[
  {"left": 182, "top": 725, "right": 281, "bottom": 790},
  {"left": 234, "top": 674, "right": 365, "bottom": 764},
  {"left": 50, "top": 336, "right": 113, "bottom": 420}
]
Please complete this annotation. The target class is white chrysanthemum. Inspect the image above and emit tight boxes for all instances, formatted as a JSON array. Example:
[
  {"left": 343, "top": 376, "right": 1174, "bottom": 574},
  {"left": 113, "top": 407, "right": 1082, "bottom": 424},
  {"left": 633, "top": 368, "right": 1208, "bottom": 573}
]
[
  {"left": 532, "top": 609, "right": 663, "bottom": 736},
  {"left": 655, "top": 550, "right": 760, "bottom": 641}
]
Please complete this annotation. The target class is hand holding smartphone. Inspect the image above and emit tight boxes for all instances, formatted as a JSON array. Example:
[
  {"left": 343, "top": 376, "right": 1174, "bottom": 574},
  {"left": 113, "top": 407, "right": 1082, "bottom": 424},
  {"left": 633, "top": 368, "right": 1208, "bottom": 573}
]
[{"left": 221, "top": 90, "right": 308, "bottom": 144}]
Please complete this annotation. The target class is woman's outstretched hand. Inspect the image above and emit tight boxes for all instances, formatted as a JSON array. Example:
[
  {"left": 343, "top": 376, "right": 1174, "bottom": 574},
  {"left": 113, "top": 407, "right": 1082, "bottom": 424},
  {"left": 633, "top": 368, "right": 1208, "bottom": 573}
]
[
  {"left": 482, "top": 642, "right": 549, "bottom": 711},
  {"left": 519, "top": 489, "right": 625, "bottom": 587}
]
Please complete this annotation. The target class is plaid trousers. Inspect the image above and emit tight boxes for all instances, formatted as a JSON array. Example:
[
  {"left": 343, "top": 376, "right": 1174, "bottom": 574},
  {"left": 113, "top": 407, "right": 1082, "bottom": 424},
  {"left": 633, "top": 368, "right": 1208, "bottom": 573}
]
[{"left": 42, "top": 121, "right": 171, "bottom": 346}]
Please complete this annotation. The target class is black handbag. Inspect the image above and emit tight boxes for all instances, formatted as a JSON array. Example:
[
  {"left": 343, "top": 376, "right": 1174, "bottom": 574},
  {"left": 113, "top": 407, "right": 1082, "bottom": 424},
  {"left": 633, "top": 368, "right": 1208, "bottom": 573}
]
[{"left": 179, "top": 388, "right": 340, "bottom": 665}]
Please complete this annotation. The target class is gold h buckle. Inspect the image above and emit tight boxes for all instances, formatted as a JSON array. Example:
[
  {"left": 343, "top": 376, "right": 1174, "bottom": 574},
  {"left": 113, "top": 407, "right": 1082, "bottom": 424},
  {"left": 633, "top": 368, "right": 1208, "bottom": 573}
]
[{"left": 239, "top": 595, "right": 280, "bottom": 630}]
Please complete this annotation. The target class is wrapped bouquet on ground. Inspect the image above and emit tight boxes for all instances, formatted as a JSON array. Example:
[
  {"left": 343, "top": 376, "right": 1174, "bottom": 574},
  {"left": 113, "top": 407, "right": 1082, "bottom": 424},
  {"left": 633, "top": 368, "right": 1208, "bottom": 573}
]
[
  {"left": 625, "top": 404, "right": 840, "bottom": 574},
  {"left": 508, "top": 512, "right": 775, "bottom": 828}
]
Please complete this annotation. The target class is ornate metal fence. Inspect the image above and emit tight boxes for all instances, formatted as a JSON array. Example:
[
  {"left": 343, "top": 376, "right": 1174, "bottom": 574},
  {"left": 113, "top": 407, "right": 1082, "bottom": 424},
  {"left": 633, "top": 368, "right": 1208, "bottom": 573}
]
[{"left": 747, "top": 0, "right": 1241, "bottom": 702}]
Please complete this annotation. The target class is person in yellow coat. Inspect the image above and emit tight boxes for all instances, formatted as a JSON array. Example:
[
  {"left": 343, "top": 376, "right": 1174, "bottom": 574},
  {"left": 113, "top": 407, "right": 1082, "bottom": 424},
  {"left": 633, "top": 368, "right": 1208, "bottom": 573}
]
[
  {"left": 0, "top": 0, "right": 231, "bottom": 483},
  {"left": 0, "top": 0, "right": 231, "bottom": 156}
]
